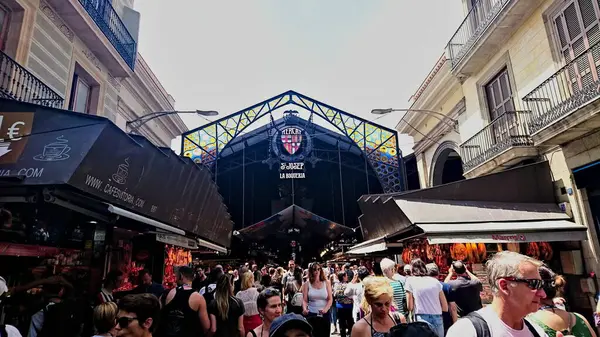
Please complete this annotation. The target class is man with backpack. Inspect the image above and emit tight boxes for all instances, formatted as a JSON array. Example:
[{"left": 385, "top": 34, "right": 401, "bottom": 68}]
[
  {"left": 157, "top": 266, "right": 210, "bottom": 337},
  {"left": 27, "top": 282, "right": 83, "bottom": 337},
  {"left": 446, "top": 251, "right": 566, "bottom": 337}
]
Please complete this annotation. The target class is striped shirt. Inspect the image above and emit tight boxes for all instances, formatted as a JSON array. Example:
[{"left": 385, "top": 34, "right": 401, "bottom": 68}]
[
  {"left": 390, "top": 280, "right": 407, "bottom": 316},
  {"left": 97, "top": 288, "right": 115, "bottom": 304}
]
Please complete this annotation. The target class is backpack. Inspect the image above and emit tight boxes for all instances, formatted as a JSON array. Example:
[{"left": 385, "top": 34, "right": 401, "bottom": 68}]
[
  {"left": 202, "top": 284, "right": 217, "bottom": 304},
  {"left": 389, "top": 322, "right": 438, "bottom": 337},
  {"left": 291, "top": 292, "right": 303, "bottom": 307},
  {"left": 465, "top": 312, "right": 541, "bottom": 337},
  {"left": 0, "top": 325, "right": 7, "bottom": 337},
  {"left": 36, "top": 301, "right": 83, "bottom": 337}
]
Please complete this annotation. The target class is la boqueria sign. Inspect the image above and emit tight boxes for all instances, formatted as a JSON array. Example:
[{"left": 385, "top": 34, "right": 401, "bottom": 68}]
[{"left": 0, "top": 99, "right": 232, "bottom": 248}]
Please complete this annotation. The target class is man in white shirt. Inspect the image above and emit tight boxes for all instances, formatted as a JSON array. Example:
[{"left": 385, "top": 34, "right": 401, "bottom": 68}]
[{"left": 446, "top": 251, "right": 572, "bottom": 337}]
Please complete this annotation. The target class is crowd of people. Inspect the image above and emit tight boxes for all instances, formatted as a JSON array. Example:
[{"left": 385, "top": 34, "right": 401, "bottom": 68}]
[{"left": 1, "top": 251, "right": 599, "bottom": 337}]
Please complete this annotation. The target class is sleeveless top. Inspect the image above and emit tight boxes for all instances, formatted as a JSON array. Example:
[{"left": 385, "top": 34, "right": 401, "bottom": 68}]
[
  {"left": 236, "top": 288, "right": 260, "bottom": 316},
  {"left": 159, "top": 286, "right": 201, "bottom": 337},
  {"left": 307, "top": 282, "right": 328, "bottom": 313},
  {"left": 363, "top": 313, "right": 402, "bottom": 337},
  {"left": 528, "top": 312, "right": 592, "bottom": 337}
]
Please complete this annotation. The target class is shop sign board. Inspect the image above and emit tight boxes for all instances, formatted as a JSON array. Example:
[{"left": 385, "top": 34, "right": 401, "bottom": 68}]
[
  {"left": 0, "top": 112, "right": 34, "bottom": 164},
  {"left": 156, "top": 233, "right": 199, "bottom": 250},
  {"left": 490, "top": 234, "right": 527, "bottom": 242},
  {"left": 272, "top": 126, "right": 312, "bottom": 180}
]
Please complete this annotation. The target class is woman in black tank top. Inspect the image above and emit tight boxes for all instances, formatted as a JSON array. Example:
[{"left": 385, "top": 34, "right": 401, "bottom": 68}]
[{"left": 350, "top": 277, "right": 406, "bottom": 337}]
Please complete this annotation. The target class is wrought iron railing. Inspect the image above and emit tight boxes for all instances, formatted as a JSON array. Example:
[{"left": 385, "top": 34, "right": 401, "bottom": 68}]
[
  {"left": 523, "top": 42, "right": 600, "bottom": 134},
  {"left": 0, "top": 50, "right": 64, "bottom": 108},
  {"left": 446, "top": 0, "right": 511, "bottom": 67},
  {"left": 79, "top": 0, "right": 137, "bottom": 69},
  {"left": 460, "top": 110, "right": 533, "bottom": 171}
]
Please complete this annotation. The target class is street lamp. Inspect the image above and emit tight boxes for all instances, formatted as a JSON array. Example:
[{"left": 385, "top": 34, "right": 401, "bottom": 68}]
[
  {"left": 371, "top": 108, "right": 457, "bottom": 129},
  {"left": 126, "top": 110, "right": 219, "bottom": 133}
]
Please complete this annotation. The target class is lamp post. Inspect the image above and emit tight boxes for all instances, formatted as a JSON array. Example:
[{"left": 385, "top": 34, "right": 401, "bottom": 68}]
[
  {"left": 371, "top": 108, "right": 457, "bottom": 129},
  {"left": 126, "top": 110, "right": 219, "bottom": 133}
]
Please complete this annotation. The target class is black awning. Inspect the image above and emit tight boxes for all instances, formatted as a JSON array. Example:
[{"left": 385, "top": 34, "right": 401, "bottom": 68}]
[
  {"left": 237, "top": 204, "right": 353, "bottom": 241},
  {"left": 0, "top": 99, "right": 233, "bottom": 247},
  {"left": 358, "top": 161, "right": 569, "bottom": 242}
]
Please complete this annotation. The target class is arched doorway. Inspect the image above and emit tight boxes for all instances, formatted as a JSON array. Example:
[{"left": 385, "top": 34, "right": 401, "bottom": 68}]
[{"left": 431, "top": 141, "right": 465, "bottom": 186}]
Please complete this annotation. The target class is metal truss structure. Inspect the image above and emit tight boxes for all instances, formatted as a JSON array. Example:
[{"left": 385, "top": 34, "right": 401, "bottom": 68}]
[{"left": 181, "top": 90, "right": 405, "bottom": 192}]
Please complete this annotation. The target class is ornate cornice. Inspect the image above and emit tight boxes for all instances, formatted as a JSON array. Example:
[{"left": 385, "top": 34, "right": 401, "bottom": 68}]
[
  {"left": 81, "top": 48, "right": 102, "bottom": 72},
  {"left": 410, "top": 54, "right": 447, "bottom": 103},
  {"left": 40, "top": 1, "right": 74, "bottom": 42}
]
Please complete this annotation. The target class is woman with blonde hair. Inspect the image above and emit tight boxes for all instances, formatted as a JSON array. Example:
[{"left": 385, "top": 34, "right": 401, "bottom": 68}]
[
  {"left": 236, "top": 271, "right": 262, "bottom": 334},
  {"left": 209, "top": 274, "right": 245, "bottom": 337},
  {"left": 301, "top": 262, "right": 333, "bottom": 337},
  {"left": 350, "top": 276, "right": 406, "bottom": 337},
  {"left": 528, "top": 265, "right": 596, "bottom": 337},
  {"left": 92, "top": 301, "right": 118, "bottom": 337}
]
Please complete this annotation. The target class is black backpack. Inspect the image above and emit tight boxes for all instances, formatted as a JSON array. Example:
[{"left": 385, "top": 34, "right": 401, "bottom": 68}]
[
  {"left": 389, "top": 322, "right": 438, "bottom": 337},
  {"left": 465, "top": 312, "right": 541, "bottom": 337},
  {"left": 36, "top": 301, "right": 83, "bottom": 337}
]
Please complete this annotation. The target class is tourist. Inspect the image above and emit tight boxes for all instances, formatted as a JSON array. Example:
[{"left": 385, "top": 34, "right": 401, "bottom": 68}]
[
  {"left": 334, "top": 271, "right": 355, "bottom": 337},
  {"left": 350, "top": 276, "right": 406, "bottom": 337},
  {"left": 405, "top": 258, "right": 448, "bottom": 337},
  {"left": 114, "top": 294, "right": 161, "bottom": 337},
  {"left": 247, "top": 288, "right": 283, "bottom": 337},
  {"left": 446, "top": 251, "right": 547, "bottom": 337},
  {"left": 443, "top": 261, "right": 482, "bottom": 317},
  {"left": 157, "top": 266, "right": 210, "bottom": 337},
  {"left": 528, "top": 265, "right": 596, "bottom": 337},
  {"left": 92, "top": 302, "right": 119, "bottom": 337},
  {"left": 301, "top": 262, "right": 332, "bottom": 337},
  {"left": 380, "top": 258, "right": 407, "bottom": 317},
  {"left": 269, "top": 313, "right": 313, "bottom": 337},
  {"left": 237, "top": 271, "right": 262, "bottom": 333},
  {"left": 344, "top": 266, "right": 370, "bottom": 322},
  {"left": 209, "top": 274, "right": 245, "bottom": 337}
]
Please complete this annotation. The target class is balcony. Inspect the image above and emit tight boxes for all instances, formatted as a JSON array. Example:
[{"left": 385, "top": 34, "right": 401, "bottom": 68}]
[
  {"left": 0, "top": 50, "right": 64, "bottom": 108},
  {"left": 446, "top": 0, "right": 543, "bottom": 76},
  {"left": 460, "top": 111, "right": 537, "bottom": 177},
  {"left": 524, "top": 42, "right": 600, "bottom": 146},
  {"left": 46, "top": 0, "right": 137, "bottom": 76}
]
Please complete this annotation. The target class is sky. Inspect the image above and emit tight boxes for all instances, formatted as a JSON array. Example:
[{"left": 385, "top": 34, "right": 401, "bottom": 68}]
[{"left": 133, "top": 1, "right": 464, "bottom": 155}]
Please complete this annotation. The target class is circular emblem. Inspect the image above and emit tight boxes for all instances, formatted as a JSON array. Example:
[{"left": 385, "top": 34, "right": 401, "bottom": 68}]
[{"left": 272, "top": 126, "right": 313, "bottom": 162}]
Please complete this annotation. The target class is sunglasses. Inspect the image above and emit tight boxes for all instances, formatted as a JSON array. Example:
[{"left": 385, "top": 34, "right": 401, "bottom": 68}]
[
  {"left": 263, "top": 287, "right": 281, "bottom": 296},
  {"left": 117, "top": 317, "right": 138, "bottom": 328},
  {"left": 499, "top": 277, "right": 545, "bottom": 290}
]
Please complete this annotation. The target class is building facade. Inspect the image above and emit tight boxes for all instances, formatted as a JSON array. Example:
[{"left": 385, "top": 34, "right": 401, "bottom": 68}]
[
  {"left": 402, "top": 0, "right": 600, "bottom": 281},
  {"left": 0, "top": 0, "right": 185, "bottom": 146}
]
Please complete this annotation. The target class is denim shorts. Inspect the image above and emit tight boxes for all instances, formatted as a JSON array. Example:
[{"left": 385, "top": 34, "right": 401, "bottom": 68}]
[{"left": 415, "top": 313, "right": 444, "bottom": 337}]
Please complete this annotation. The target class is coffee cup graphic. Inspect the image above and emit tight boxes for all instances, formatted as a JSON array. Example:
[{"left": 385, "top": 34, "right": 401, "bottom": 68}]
[
  {"left": 112, "top": 158, "right": 129, "bottom": 184},
  {"left": 34, "top": 136, "right": 71, "bottom": 161}
]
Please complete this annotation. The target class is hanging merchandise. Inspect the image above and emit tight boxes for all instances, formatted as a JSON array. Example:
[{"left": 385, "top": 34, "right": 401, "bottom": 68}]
[
  {"left": 506, "top": 243, "right": 520, "bottom": 253},
  {"left": 163, "top": 245, "right": 193, "bottom": 288}
]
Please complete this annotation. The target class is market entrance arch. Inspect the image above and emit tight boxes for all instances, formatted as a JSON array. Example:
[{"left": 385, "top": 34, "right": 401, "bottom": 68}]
[
  {"left": 431, "top": 141, "right": 465, "bottom": 186},
  {"left": 180, "top": 91, "right": 407, "bottom": 262}
]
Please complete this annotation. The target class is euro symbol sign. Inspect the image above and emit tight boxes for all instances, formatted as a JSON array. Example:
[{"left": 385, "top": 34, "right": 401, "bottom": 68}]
[{"left": 7, "top": 121, "right": 25, "bottom": 141}]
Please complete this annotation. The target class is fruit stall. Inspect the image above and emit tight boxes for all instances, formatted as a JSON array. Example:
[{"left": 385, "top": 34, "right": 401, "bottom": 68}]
[{"left": 400, "top": 239, "right": 555, "bottom": 304}]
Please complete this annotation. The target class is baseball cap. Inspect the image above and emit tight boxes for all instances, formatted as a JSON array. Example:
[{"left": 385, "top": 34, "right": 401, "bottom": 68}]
[{"left": 270, "top": 313, "right": 312, "bottom": 337}]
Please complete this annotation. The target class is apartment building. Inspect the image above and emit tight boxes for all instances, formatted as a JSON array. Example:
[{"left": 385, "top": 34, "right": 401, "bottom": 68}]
[
  {"left": 0, "top": 0, "right": 186, "bottom": 146},
  {"left": 402, "top": 0, "right": 600, "bottom": 284}
]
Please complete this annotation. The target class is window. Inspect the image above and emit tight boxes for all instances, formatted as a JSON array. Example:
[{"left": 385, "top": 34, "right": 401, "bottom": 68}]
[
  {"left": 0, "top": 4, "right": 10, "bottom": 51},
  {"left": 553, "top": 0, "right": 600, "bottom": 89},
  {"left": 484, "top": 68, "right": 514, "bottom": 120},
  {"left": 69, "top": 75, "right": 91, "bottom": 113}
]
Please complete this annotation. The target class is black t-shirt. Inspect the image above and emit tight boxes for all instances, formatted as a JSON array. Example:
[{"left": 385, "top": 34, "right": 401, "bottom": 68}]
[
  {"left": 447, "top": 276, "right": 483, "bottom": 317},
  {"left": 208, "top": 296, "right": 245, "bottom": 337}
]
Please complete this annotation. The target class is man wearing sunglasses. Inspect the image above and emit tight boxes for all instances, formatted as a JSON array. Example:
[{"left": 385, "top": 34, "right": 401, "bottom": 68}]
[
  {"left": 446, "top": 251, "right": 573, "bottom": 337},
  {"left": 114, "top": 294, "right": 160, "bottom": 337}
]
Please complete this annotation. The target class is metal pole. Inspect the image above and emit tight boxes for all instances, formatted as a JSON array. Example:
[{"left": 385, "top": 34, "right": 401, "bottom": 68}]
[
  {"left": 338, "top": 141, "right": 346, "bottom": 225},
  {"left": 364, "top": 154, "right": 370, "bottom": 194},
  {"left": 242, "top": 144, "right": 245, "bottom": 227}
]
